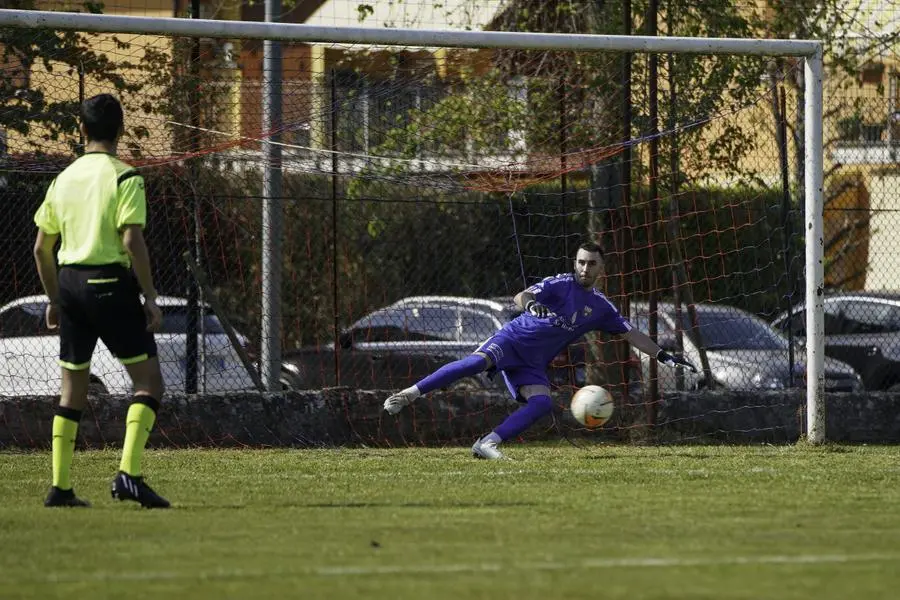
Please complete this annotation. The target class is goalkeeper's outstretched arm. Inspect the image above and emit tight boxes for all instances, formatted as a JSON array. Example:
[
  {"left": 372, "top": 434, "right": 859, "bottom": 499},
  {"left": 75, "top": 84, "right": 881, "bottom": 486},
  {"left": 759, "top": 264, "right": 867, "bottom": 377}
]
[
  {"left": 620, "top": 329, "right": 697, "bottom": 373},
  {"left": 514, "top": 290, "right": 553, "bottom": 318}
]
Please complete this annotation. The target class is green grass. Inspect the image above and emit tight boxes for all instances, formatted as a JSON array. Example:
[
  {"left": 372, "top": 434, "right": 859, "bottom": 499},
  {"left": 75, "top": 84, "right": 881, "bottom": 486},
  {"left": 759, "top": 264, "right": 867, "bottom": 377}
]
[{"left": 2, "top": 443, "right": 900, "bottom": 599}]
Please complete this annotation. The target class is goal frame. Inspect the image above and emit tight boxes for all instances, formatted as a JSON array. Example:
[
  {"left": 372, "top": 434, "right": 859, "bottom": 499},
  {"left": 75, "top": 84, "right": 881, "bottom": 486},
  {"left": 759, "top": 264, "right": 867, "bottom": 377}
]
[{"left": 0, "top": 9, "right": 827, "bottom": 442}]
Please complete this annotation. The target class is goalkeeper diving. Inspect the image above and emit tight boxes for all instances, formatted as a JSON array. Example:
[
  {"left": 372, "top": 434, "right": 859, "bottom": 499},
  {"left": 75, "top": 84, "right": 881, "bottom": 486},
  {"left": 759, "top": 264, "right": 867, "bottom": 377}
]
[{"left": 383, "top": 240, "right": 696, "bottom": 459}]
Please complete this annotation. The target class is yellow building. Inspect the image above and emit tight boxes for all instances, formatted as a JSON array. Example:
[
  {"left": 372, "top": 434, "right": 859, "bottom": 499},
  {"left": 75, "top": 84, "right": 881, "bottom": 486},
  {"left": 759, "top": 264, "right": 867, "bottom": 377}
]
[{"left": 823, "top": 0, "right": 900, "bottom": 291}]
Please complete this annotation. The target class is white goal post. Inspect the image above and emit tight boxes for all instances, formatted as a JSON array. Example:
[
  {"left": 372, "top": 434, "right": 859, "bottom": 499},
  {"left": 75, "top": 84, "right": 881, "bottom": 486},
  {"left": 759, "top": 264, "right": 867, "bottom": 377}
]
[{"left": 0, "top": 9, "right": 827, "bottom": 443}]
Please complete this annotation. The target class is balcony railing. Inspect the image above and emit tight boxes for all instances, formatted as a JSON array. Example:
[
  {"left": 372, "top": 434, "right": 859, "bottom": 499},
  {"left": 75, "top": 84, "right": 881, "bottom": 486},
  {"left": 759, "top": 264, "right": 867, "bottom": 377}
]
[{"left": 831, "top": 110, "right": 900, "bottom": 165}]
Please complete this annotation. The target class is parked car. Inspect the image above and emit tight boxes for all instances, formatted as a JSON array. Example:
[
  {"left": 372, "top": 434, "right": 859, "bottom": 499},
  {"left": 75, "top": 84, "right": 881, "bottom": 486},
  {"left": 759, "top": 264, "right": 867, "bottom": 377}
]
[
  {"left": 771, "top": 291, "right": 900, "bottom": 390},
  {"left": 280, "top": 296, "right": 586, "bottom": 391},
  {"left": 629, "top": 301, "right": 863, "bottom": 393},
  {"left": 0, "top": 295, "right": 258, "bottom": 396}
]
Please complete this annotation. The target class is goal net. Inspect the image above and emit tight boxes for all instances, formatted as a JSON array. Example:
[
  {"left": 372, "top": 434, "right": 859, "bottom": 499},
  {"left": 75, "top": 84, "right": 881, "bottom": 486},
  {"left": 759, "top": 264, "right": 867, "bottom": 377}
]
[{"left": 0, "top": 5, "right": 828, "bottom": 448}]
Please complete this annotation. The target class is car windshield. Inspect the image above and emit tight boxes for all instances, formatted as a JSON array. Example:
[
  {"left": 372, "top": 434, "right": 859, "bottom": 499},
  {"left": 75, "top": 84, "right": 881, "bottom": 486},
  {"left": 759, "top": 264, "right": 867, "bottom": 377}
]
[
  {"left": 686, "top": 310, "right": 789, "bottom": 350},
  {"left": 348, "top": 302, "right": 512, "bottom": 343},
  {"left": 348, "top": 307, "right": 457, "bottom": 342}
]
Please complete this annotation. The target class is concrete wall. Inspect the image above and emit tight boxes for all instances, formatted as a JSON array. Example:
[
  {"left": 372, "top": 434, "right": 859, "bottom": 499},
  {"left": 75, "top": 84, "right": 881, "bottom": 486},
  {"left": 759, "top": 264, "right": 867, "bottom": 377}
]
[
  {"left": 657, "top": 390, "right": 900, "bottom": 443},
  {"left": 3, "top": 389, "right": 900, "bottom": 448}
]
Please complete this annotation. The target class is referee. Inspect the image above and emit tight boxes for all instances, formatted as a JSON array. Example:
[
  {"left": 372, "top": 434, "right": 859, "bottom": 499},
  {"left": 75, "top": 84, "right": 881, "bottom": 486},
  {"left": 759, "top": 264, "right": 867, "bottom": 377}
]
[{"left": 34, "top": 94, "right": 169, "bottom": 508}]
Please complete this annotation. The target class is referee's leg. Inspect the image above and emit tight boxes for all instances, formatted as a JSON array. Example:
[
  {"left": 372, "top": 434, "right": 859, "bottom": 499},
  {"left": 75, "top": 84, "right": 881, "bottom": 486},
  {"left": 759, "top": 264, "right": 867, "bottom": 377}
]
[
  {"left": 124, "top": 355, "right": 165, "bottom": 404},
  {"left": 46, "top": 273, "right": 97, "bottom": 507},
  {"left": 110, "top": 352, "right": 168, "bottom": 508},
  {"left": 119, "top": 352, "right": 164, "bottom": 468},
  {"left": 42, "top": 369, "right": 95, "bottom": 507},
  {"left": 60, "top": 367, "right": 91, "bottom": 410},
  {"left": 90, "top": 270, "right": 170, "bottom": 508}
]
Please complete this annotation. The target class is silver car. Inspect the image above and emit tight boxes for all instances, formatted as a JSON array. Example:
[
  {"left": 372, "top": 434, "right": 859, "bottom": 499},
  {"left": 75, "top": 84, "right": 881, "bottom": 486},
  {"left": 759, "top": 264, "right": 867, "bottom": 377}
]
[
  {"left": 629, "top": 301, "right": 863, "bottom": 393},
  {"left": 0, "top": 294, "right": 257, "bottom": 395}
]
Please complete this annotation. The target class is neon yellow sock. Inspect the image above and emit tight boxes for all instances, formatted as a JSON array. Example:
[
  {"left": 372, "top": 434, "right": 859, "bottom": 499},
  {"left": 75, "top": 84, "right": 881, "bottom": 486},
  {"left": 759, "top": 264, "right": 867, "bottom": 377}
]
[
  {"left": 119, "top": 401, "right": 157, "bottom": 476},
  {"left": 52, "top": 415, "right": 79, "bottom": 490}
]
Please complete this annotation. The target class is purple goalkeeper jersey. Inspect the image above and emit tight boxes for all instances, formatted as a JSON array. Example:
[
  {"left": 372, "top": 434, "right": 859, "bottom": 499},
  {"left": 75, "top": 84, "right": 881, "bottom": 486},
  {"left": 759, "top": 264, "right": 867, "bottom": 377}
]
[{"left": 481, "top": 273, "right": 632, "bottom": 371}]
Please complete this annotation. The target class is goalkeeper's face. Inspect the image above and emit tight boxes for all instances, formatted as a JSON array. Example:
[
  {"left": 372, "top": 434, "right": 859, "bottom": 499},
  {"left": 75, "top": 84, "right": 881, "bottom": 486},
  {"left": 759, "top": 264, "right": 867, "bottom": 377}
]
[{"left": 573, "top": 248, "right": 604, "bottom": 289}]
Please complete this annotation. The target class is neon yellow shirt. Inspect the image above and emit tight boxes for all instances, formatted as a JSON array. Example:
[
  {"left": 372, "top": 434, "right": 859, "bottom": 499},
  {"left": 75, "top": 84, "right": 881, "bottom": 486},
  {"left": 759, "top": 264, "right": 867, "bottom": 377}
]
[{"left": 34, "top": 152, "right": 146, "bottom": 267}]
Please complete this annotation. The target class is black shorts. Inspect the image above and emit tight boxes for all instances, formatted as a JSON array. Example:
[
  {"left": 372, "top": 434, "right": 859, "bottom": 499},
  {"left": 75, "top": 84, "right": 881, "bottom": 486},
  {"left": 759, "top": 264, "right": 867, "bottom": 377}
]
[{"left": 58, "top": 264, "right": 157, "bottom": 370}]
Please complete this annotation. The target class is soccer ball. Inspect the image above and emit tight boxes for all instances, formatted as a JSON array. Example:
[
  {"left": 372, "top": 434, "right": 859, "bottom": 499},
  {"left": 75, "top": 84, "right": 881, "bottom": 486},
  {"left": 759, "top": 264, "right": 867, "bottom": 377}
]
[{"left": 570, "top": 385, "right": 614, "bottom": 429}]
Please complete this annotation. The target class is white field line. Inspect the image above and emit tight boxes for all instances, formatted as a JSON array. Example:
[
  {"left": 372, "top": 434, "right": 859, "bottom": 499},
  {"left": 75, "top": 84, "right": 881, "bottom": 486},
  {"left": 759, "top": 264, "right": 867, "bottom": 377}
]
[{"left": 13, "top": 553, "right": 900, "bottom": 584}]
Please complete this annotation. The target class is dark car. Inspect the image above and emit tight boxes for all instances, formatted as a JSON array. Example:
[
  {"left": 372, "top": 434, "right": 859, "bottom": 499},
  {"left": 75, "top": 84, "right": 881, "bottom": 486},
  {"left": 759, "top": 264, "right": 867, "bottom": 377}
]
[
  {"left": 280, "top": 296, "right": 585, "bottom": 391},
  {"left": 771, "top": 291, "right": 900, "bottom": 390}
]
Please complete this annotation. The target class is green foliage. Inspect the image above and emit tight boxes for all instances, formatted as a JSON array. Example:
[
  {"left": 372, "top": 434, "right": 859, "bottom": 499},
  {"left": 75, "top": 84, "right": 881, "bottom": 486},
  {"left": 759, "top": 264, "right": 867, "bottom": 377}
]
[
  {"left": 630, "top": 0, "right": 769, "bottom": 184},
  {"left": 356, "top": 71, "right": 530, "bottom": 164},
  {"left": 0, "top": 2, "right": 215, "bottom": 157},
  {"left": 349, "top": 0, "right": 890, "bottom": 192},
  {"left": 657, "top": 185, "right": 800, "bottom": 318},
  {"left": 348, "top": 0, "right": 775, "bottom": 193},
  {"left": 0, "top": 160, "right": 62, "bottom": 303},
  {"left": 1, "top": 0, "right": 856, "bottom": 351},
  {"left": 0, "top": 2, "right": 158, "bottom": 152},
  {"left": 356, "top": 3, "right": 374, "bottom": 22},
  {"left": 133, "top": 38, "right": 216, "bottom": 156},
  {"left": 755, "top": 0, "right": 890, "bottom": 80}
]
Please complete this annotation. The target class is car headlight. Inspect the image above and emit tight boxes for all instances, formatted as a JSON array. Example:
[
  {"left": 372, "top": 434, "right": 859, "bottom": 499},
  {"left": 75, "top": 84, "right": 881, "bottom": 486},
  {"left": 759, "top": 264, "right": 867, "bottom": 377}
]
[
  {"left": 712, "top": 366, "right": 786, "bottom": 390},
  {"left": 711, "top": 366, "right": 739, "bottom": 388},
  {"left": 750, "top": 372, "right": 787, "bottom": 389}
]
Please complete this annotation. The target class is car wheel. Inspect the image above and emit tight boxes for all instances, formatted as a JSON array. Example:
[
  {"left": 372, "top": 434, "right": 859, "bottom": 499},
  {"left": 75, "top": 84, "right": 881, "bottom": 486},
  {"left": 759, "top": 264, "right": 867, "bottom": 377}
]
[{"left": 871, "top": 370, "right": 900, "bottom": 392}]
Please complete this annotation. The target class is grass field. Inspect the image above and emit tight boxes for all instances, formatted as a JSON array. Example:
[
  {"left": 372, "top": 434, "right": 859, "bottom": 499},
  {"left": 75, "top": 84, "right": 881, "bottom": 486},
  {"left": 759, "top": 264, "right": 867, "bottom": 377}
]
[{"left": 1, "top": 443, "right": 899, "bottom": 599}]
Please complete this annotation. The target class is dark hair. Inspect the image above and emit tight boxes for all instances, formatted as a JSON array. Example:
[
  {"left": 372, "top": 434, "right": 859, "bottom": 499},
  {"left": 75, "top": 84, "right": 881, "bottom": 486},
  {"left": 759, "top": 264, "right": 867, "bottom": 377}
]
[
  {"left": 577, "top": 240, "right": 604, "bottom": 258},
  {"left": 81, "top": 94, "right": 123, "bottom": 143}
]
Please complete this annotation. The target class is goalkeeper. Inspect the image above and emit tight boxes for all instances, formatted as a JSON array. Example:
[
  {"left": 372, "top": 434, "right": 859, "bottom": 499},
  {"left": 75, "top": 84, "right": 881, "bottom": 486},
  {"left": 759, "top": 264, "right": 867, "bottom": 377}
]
[{"left": 383, "top": 241, "right": 696, "bottom": 459}]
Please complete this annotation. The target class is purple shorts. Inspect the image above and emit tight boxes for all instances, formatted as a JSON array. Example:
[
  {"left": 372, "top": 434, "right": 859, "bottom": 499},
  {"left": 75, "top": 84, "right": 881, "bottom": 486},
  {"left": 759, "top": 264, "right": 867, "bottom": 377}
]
[{"left": 477, "top": 331, "right": 550, "bottom": 402}]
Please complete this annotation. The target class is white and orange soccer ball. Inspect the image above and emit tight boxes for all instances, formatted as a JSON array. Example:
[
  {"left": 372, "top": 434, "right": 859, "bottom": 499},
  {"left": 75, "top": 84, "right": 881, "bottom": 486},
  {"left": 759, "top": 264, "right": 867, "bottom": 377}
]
[{"left": 570, "top": 385, "right": 615, "bottom": 429}]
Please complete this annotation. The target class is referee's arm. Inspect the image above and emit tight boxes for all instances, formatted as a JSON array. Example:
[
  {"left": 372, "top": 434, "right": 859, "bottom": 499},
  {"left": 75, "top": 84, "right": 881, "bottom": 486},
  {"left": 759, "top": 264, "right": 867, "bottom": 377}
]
[
  {"left": 121, "top": 225, "right": 158, "bottom": 302},
  {"left": 33, "top": 229, "right": 61, "bottom": 304}
]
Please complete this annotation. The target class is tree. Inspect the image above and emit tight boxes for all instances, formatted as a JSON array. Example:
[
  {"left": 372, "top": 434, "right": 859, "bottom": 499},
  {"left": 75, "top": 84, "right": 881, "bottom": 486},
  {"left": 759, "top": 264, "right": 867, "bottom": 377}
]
[
  {"left": 348, "top": 0, "right": 773, "bottom": 185},
  {"left": 0, "top": 1, "right": 154, "bottom": 153},
  {"left": 750, "top": 0, "right": 898, "bottom": 291}
]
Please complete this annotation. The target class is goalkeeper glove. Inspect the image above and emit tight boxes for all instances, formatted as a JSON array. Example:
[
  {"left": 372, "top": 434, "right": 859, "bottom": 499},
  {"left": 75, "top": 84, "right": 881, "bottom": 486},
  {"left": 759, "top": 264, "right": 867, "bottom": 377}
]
[
  {"left": 656, "top": 350, "right": 698, "bottom": 373},
  {"left": 525, "top": 300, "right": 552, "bottom": 318}
]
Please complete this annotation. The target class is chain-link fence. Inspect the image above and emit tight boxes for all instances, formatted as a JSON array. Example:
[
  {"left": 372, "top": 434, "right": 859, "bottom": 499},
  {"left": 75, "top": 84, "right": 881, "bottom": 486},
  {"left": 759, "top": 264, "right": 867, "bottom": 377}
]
[{"left": 1, "top": 3, "right": 898, "bottom": 447}]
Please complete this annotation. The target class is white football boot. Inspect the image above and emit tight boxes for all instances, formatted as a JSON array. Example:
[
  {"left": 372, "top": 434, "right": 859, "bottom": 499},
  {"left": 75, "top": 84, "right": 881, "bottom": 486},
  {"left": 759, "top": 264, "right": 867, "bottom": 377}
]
[{"left": 471, "top": 436, "right": 506, "bottom": 460}]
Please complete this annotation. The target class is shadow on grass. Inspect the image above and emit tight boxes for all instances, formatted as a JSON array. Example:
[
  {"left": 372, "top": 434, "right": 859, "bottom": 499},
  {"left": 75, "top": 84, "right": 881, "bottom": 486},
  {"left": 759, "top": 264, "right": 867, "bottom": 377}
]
[
  {"left": 580, "top": 453, "right": 621, "bottom": 460},
  {"left": 177, "top": 500, "right": 539, "bottom": 510},
  {"left": 302, "top": 500, "right": 539, "bottom": 508}
]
